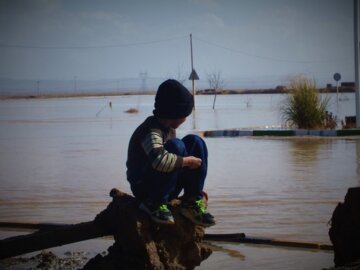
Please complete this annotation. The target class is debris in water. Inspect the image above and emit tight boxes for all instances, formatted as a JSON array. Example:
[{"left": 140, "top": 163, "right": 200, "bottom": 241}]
[{"left": 125, "top": 108, "right": 139, "bottom": 113}]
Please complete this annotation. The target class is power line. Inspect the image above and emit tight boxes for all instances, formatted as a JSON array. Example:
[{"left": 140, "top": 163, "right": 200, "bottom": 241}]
[
  {"left": 0, "top": 36, "right": 187, "bottom": 50},
  {"left": 193, "top": 35, "right": 350, "bottom": 64}
]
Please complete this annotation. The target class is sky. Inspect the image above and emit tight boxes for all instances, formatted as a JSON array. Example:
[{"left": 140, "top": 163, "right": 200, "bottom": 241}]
[{"left": 0, "top": 0, "right": 355, "bottom": 90}]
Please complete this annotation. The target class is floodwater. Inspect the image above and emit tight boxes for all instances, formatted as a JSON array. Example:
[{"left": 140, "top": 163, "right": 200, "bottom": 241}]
[{"left": 0, "top": 93, "right": 359, "bottom": 269}]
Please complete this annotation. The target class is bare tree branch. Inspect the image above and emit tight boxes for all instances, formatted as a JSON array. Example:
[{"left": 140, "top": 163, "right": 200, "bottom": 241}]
[{"left": 207, "top": 70, "right": 225, "bottom": 109}]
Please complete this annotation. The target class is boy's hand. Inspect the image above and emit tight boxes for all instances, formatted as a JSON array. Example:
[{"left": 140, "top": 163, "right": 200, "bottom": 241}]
[{"left": 182, "top": 156, "right": 202, "bottom": 169}]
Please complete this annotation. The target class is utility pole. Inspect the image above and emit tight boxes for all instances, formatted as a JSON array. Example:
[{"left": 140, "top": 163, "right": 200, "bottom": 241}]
[
  {"left": 190, "top": 34, "right": 195, "bottom": 110},
  {"left": 190, "top": 34, "right": 194, "bottom": 96},
  {"left": 37, "top": 80, "right": 40, "bottom": 96},
  {"left": 355, "top": 0, "right": 360, "bottom": 127},
  {"left": 189, "top": 33, "right": 199, "bottom": 110},
  {"left": 139, "top": 72, "right": 148, "bottom": 93},
  {"left": 74, "top": 76, "right": 77, "bottom": 94}
]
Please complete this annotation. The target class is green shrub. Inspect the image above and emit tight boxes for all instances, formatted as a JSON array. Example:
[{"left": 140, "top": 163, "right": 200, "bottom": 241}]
[{"left": 281, "top": 76, "right": 331, "bottom": 129}]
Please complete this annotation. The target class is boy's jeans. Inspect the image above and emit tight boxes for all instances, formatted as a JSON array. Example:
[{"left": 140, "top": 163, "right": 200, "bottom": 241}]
[{"left": 131, "top": 134, "right": 208, "bottom": 204}]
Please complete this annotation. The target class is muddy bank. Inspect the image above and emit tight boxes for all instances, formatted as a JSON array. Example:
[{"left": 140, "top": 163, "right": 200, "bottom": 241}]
[
  {"left": 325, "top": 261, "right": 360, "bottom": 270},
  {"left": 0, "top": 189, "right": 212, "bottom": 269},
  {"left": 81, "top": 189, "right": 212, "bottom": 269},
  {"left": 2, "top": 187, "right": 359, "bottom": 269},
  {"left": 0, "top": 251, "right": 90, "bottom": 270}
]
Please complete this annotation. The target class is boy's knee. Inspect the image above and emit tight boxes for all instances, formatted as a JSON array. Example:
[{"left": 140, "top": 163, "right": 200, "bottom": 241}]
[
  {"left": 165, "top": 138, "right": 187, "bottom": 155},
  {"left": 183, "top": 134, "right": 206, "bottom": 148},
  {"left": 182, "top": 134, "right": 208, "bottom": 159}
]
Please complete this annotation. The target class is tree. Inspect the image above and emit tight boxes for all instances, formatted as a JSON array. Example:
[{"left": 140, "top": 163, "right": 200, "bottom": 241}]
[{"left": 207, "top": 70, "right": 225, "bottom": 109}]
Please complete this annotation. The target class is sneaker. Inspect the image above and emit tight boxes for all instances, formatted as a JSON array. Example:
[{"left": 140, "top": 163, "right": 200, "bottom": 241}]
[
  {"left": 180, "top": 198, "right": 216, "bottom": 227},
  {"left": 139, "top": 202, "right": 175, "bottom": 225}
]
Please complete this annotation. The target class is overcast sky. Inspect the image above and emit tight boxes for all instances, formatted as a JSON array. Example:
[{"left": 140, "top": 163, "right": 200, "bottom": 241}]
[{"left": 0, "top": 0, "right": 355, "bottom": 88}]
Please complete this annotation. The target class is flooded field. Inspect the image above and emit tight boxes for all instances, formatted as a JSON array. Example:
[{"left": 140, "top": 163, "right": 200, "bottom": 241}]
[{"left": 0, "top": 94, "right": 359, "bottom": 269}]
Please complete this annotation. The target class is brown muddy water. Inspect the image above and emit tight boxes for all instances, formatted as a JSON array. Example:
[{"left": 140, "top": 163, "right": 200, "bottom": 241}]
[{"left": 0, "top": 94, "right": 359, "bottom": 269}]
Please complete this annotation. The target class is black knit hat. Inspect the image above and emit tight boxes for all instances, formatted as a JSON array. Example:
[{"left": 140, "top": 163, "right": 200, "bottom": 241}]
[{"left": 153, "top": 79, "right": 194, "bottom": 119}]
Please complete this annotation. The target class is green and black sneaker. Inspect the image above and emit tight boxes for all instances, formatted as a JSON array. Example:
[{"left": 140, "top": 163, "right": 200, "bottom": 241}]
[
  {"left": 180, "top": 199, "right": 216, "bottom": 227},
  {"left": 139, "top": 202, "right": 175, "bottom": 225}
]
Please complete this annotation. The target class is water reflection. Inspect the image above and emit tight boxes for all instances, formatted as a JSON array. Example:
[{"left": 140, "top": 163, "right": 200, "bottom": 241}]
[
  {"left": 207, "top": 243, "right": 245, "bottom": 260},
  {"left": 285, "top": 138, "right": 360, "bottom": 193},
  {"left": 287, "top": 138, "right": 324, "bottom": 165},
  {"left": 192, "top": 110, "right": 196, "bottom": 130},
  {"left": 213, "top": 109, "right": 220, "bottom": 130}
]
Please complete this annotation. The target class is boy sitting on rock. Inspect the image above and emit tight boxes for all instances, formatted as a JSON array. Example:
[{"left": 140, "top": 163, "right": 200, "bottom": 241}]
[{"left": 126, "top": 79, "right": 215, "bottom": 227}]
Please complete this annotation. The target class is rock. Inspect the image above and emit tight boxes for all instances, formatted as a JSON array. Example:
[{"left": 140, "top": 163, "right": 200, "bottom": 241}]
[
  {"left": 82, "top": 188, "right": 212, "bottom": 270},
  {"left": 329, "top": 187, "right": 360, "bottom": 267}
]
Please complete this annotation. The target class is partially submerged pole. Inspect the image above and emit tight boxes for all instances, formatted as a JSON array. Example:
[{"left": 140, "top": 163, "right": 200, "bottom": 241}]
[
  {"left": 0, "top": 221, "right": 105, "bottom": 259},
  {"left": 204, "top": 234, "right": 333, "bottom": 251},
  {"left": 355, "top": 0, "right": 360, "bottom": 127}
]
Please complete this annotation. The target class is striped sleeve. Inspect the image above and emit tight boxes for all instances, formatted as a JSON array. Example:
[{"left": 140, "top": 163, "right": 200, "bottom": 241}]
[{"left": 141, "top": 128, "right": 182, "bottom": 172}]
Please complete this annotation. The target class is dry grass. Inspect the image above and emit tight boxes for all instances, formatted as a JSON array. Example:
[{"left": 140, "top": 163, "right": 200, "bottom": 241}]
[{"left": 281, "top": 76, "right": 331, "bottom": 129}]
